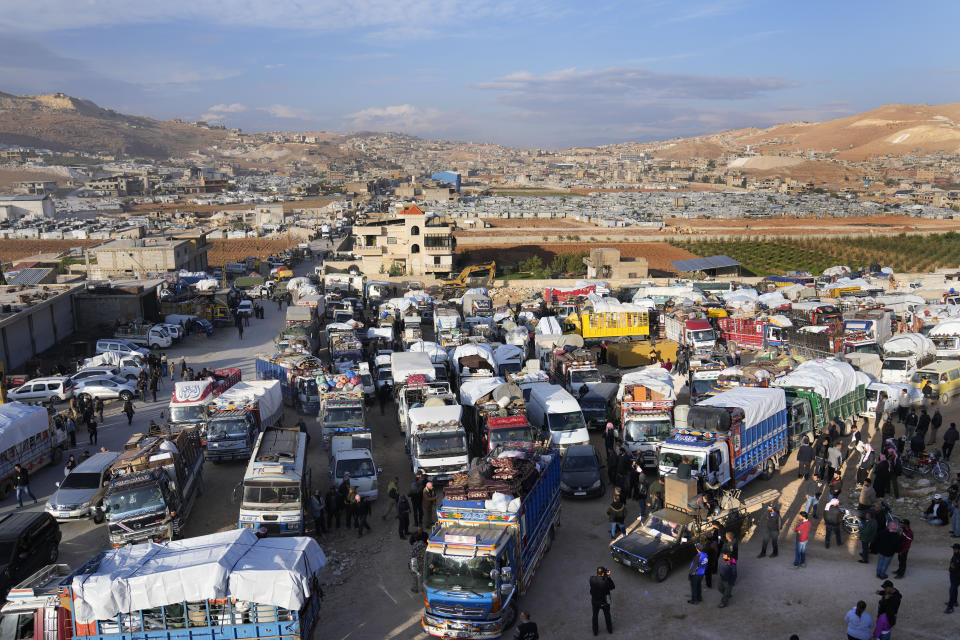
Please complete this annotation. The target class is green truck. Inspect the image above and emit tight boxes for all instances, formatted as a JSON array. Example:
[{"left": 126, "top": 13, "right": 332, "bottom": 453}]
[{"left": 772, "top": 359, "right": 865, "bottom": 447}]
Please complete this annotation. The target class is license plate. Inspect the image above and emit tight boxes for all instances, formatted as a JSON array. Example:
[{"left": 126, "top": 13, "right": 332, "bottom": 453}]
[
  {"left": 575, "top": 491, "right": 586, "bottom": 496},
  {"left": 621, "top": 559, "right": 632, "bottom": 567}
]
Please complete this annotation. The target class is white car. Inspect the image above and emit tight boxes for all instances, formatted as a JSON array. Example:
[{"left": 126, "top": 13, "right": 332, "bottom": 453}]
[
  {"left": 74, "top": 376, "right": 137, "bottom": 401},
  {"left": 71, "top": 367, "right": 121, "bottom": 384},
  {"left": 237, "top": 300, "right": 254, "bottom": 317},
  {"left": 7, "top": 376, "right": 74, "bottom": 404}
]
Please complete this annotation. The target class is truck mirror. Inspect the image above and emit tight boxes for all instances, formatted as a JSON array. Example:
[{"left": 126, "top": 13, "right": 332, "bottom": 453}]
[
  {"left": 489, "top": 569, "right": 499, "bottom": 581},
  {"left": 500, "top": 583, "right": 513, "bottom": 596}
]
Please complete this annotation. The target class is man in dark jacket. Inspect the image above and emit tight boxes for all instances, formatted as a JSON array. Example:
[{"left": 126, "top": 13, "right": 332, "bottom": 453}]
[
  {"left": 916, "top": 408, "right": 931, "bottom": 442},
  {"left": 823, "top": 498, "right": 843, "bottom": 548},
  {"left": 877, "top": 580, "right": 902, "bottom": 627},
  {"left": 893, "top": 519, "right": 913, "bottom": 579},
  {"left": 905, "top": 409, "right": 918, "bottom": 439},
  {"left": 758, "top": 504, "right": 781, "bottom": 557},
  {"left": 615, "top": 448, "right": 631, "bottom": 493},
  {"left": 12, "top": 464, "right": 37, "bottom": 508},
  {"left": 589, "top": 567, "right": 615, "bottom": 635},
  {"left": 910, "top": 432, "right": 925, "bottom": 456},
  {"left": 354, "top": 495, "right": 371, "bottom": 537},
  {"left": 858, "top": 510, "right": 877, "bottom": 563},
  {"left": 922, "top": 494, "right": 949, "bottom": 525},
  {"left": 875, "top": 521, "right": 901, "bottom": 580},
  {"left": 646, "top": 477, "right": 664, "bottom": 514},
  {"left": 802, "top": 474, "right": 824, "bottom": 518},
  {"left": 409, "top": 479, "right": 424, "bottom": 527},
  {"left": 930, "top": 408, "right": 943, "bottom": 445},
  {"left": 607, "top": 498, "right": 626, "bottom": 539},
  {"left": 944, "top": 423, "right": 959, "bottom": 460},
  {"left": 796, "top": 438, "right": 814, "bottom": 479},
  {"left": 718, "top": 553, "right": 737, "bottom": 608},
  {"left": 946, "top": 544, "right": 960, "bottom": 614}
]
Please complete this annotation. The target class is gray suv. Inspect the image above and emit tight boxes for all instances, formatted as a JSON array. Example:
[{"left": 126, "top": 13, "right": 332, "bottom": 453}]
[{"left": 45, "top": 451, "right": 120, "bottom": 523}]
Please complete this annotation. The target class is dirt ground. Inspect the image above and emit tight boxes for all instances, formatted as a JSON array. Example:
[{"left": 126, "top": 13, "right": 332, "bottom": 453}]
[{"left": 457, "top": 242, "right": 698, "bottom": 274}]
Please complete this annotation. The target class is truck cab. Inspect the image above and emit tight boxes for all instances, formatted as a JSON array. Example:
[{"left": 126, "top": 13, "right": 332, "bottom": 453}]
[
  {"left": 330, "top": 445, "right": 379, "bottom": 500},
  {"left": 687, "top": 361, "right": 724, "bottom": 404},
  {"left": 408, "top": 405, "right": 469, "bottom": 482},
  {"left": 682, "top": 318, "right": 716, "bottom": 357},
  {"left": 319, "top": 391, "right": 366, "bottom": 444},
  {"left": 526, "top": 384, "right": 589, "bottom": 452},
  {"left": 483, "top": 415, "right": 537, "bottom": 454},
  {"left": 621, "top": 400, "right": 673, "bottom": 467}
]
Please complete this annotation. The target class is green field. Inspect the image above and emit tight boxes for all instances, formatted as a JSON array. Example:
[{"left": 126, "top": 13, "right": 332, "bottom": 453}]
[{"left": 670, "top": 232, "right": 960, "bottom": 276}]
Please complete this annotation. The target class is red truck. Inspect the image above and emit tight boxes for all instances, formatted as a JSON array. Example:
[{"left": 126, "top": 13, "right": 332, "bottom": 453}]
[
  {"left": 482, "top": 414, "right": 538, "bottom": 453},
  {"left": 718, "top": 317, "right": 790, "bottom": 351}
]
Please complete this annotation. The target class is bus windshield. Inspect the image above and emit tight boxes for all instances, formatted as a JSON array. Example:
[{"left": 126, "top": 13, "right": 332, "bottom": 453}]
[{"left": 242, "top": 482, "right": 301, "bottom": 506}]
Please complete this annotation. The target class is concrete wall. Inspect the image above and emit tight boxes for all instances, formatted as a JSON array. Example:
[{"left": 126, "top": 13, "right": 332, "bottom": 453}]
[
  {"left": 74, "top": 291, "right": 157, "bottom": 330},
  {"left": 0, "top": 288, "right": 79, "bottom": 372}
]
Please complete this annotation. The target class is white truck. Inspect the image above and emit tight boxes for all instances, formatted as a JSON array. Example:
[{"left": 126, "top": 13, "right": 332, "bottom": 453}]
[
  {"left": 664, "top": 314, "right": 716, "bottom": 358},
  {"left": 433, "top": 307, "right": 462, "bottom": 346},
  {"left": 526, "top": 383, "right": 589, "bottom": 452},
  {"left": 880, "top": 333, "right": 937, "bottom": 384},
  {"left": 928, "top": 319, "right": 960, "bottom": 359},
  {"left": 113, "top": 323, "right": 173, "bottom": 349},
  {"left": 407, "top": 404, "right": 470, "bottom": 482},
  {"left": 618, "top": 367, "right": 676, "bottom": 467},
  {"left": 329, "top": 428, "right": 380, "bottom": 500}
]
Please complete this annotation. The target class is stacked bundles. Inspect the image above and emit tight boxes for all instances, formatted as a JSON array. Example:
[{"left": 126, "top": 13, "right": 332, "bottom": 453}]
[{"left": 444, "top": 455, "right": 540, "bottom": 501}]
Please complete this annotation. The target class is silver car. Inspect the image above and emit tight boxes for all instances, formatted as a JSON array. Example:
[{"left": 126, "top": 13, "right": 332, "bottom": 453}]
[{"left": 46, "top": 452, "right": 121, "bottom": 522}]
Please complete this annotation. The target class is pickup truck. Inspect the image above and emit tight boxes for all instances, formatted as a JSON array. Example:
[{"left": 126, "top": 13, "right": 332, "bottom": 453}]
[
  {"left": 329, "top": 429, "right": 380, "bottom": 500},
  {"left": 113, "top": 323, "right": 172, "bottom": 349}
]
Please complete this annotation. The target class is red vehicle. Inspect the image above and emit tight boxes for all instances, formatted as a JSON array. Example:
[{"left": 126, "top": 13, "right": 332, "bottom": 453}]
[
  {"left": 718, "top": 317, "right": 790, "bottom": 350},
  {"left": 544, "top": 285, "right": 595, "bottom": 304},
  {"left": 482, "top": 415, "right": 537, "bottom": 453},
  {"left": 789, "top": 303, "right": 842, "bottom": 329}
]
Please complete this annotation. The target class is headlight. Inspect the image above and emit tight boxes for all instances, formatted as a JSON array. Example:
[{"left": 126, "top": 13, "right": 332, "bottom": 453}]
[
  {"left": 559, "top": 482, "right": 572, "bottom": 491},
  {"left": 590, "top": 479, "right": 602, "bottom": 489},
  {"left": 285, "top": 522, "right": 300, "bottom": 530}
]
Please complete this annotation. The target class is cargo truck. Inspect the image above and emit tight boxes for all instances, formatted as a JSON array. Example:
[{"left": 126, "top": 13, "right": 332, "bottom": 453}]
[
  {"left": 167, "top": 368, "right": 241, "bottom": 435},
  {"left": 928, "top": 318, "right": 960, "bottom": 359},
  {"left": 0, "top": 403, "right": 66, "bottom": 497},
  {"left": 102, "top": 430, "right": 204, "bottom": 546},
  {"left": 618, "top": 368, "right": 677, "bottom": 468},
  {"left": 0, "top": 529, "right": 325, "bottom": 640},
  {"left": 658, "top": 387, "right": 788, "bottom": 489},
  {"left": 664, "top": 315, "right": 716, "bottom": 357},
  {"left": 717, "top": 316, "right": 791, "bottom": 351},
  {"left": 113, "top": 323, "right": 172, "bottom": 349},
  {"left": 548, "top": 347, "right": 601, "bottom": 396},
  {"left": 567, "top": 308, "right": 650, "bottom": 339},
  {"left": 880, "top": 332, "right": 937, "bottom": 384},
  {"left": 329, "top": 428, "right": 379, "bottom": 500},
  {"left": 687, "top": 360, "right": 725, "bottom": 404},
  {"left": 408, "top": 405, "right": 470, "bottom": 483},
  {"left": 319, "top": 390, "right": 365, "bottom": 444},
  {"left": 422, "top": 445, "right": 561, "bottom": 638},
  {"left": 238, "top": 427, "right": 308, "bottom": 535},
  {"left": 771, "top": 359, "right": 865, "bottom": 442},
  {"left": 789, "top": 302, "right": 842, "bottom": 329},
  {"left": 255, "top": 353, "right": 324, "bottom": 415},
  {"left": 205, "top": 380, "right": 283, "bottom": 462},
  {"left": 785, "top": 326, "right": 845, "bottom": 359}
]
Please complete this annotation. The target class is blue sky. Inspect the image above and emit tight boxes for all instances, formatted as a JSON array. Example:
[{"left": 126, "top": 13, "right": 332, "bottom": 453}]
[{"left": 0, "top": 1, "right": 957, "bottom": 148}]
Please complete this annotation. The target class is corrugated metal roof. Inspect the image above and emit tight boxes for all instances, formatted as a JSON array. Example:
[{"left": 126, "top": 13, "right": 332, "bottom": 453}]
[
  {"left": 671, "top": 255, "right": 740, "bottom": 272},
  {"left": 8, "top": 268, "right": 54, "bottom": 286}
]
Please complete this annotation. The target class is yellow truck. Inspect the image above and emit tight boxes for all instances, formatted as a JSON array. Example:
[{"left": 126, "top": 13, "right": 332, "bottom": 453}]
[{"left": 568, "top": 310, "right": 650, "bottom": 339}]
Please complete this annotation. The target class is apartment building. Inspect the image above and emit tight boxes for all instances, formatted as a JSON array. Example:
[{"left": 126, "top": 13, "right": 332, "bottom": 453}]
[
  {"left": 91, "top": 233, "right": 210, "bottom": 276},
  {"left": 351, "top": 204, "right": 455, "bottom": 276}
]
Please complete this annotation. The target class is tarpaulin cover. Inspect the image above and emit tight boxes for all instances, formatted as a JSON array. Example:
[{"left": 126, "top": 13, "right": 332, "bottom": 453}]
[
  {"left": 83, "top": 351, "right": 142, "bottom": 369},
  {"left": 195, "top": 279, "right": 218, "bottom": 291},
  {"left": 70, "top": 529, "right": 325, "bottom": 624},
  {"left": 493, "top": 343, "right": 524, "bottom": 366},
  {"left": 722, "top": 288, "right": 759, "bottom": 304},
  {"left": 882, "top": 333, "right": 935, "bottom": 357},
  {"left": 758, "top": 291, "right": 789, "bottom": 308},
  {"left": 464, "top": 288, "right": 488, "bottom": 296},
  {"left": 214, "top": 380, "right": 282, "bottom": 420},
  {"left": 408, "top": 405, "right": 462, "bottom": 427},
  {"left": 0, "top": 402, "right": 49, "bottom": 457},
  {"left": 366, "top": 326, "right": 394, "bottom": 341},
  {"left": 843, "top": 353, "right": 882, "bottom": 379},
  {"left": 536, "top": 316, "right": 562, "bottom": 335},
  {"left": 403, "top": 291, "right": 433, "bottom": 303},
  {"left": 616, "top": 365, "right": 677, "bottom": 401},
  {"left": 822, "top": 266, "right": 851, "bottom": 277},
  {"left": 390, "top": 352, "right": 435, "bottom": 383},
  {"left": 459, "top": 377, "right": 505, "bottom": 406},
  {"left": 772, "top": 359, "right": 858, "bottom": 403},
  {"left": 698, "top": 386, "right": 786, "bottom": 428},
  {"left": 767, "top": 315, "right": 794, "bottom": 328},
  {"left": 928, "top": 318, "right": 960, "bottom": 336},
  {"left": 451, "top": 343, "right": 496, "bottom": 373},
  {"left": 286, "top": 277, "right": 310, "bottom": 291},
  {"left": 408, "top": 340, "right": 448, "bottom": 363}
]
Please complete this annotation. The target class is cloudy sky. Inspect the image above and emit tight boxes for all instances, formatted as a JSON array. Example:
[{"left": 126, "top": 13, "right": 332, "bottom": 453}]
[{"left": 0, "top": 1, "right": 956, "bottom": 148}]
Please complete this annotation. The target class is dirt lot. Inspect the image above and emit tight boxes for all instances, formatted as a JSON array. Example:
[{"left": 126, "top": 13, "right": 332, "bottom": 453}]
[
  {"left": 457, "top": 241, "right": 698, "bottom": 275},
  {"left": 481, "top": 218, "right": 600, "bottom": 229},
  {"left": 0, "top": 238, "right": 98, "bottom": 264}
]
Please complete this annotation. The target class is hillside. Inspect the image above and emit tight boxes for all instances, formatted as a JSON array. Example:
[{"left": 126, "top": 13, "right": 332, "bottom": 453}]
[{"left": 0, "top": 92, "right": 230, "bottom": 158}]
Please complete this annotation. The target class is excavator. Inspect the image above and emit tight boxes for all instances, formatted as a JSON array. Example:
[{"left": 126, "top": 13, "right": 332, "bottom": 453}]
[{"left": 439, "top": 261, "right": 496, "bottom": 298}]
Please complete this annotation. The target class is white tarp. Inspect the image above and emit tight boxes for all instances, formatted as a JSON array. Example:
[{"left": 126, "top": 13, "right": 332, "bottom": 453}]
[
  {"left": 409, "top": 405, "right": 463, "bottom": 426},
  {"left": 767, "top": 314, "right": 794, "bottom": 328},
  {"left": 591, "top": 299, "right": 652, "bottom": 313},
  {"left": 366, "top": 326, "right": 395, "bottom": 342},
  {"left": 214, "top": 380, "right": 282, "bottom": 420},
  {"left": 820, "top": 276, "right": 870, "bottom": 291},
  {"left": 616, "top": 366, "right": 677, "bottom": 401},
  {"left": 633, "top": 286, "right": 697, "bottom": 302},
  {"left": 494, "top": 343, "right": 524, "bottom": 367},
  {"left": 882, "top": 333, "right": 935, "bottom": 357},
  {"left": 928, "top": 318, "right": 960, "bottom": 337},
  {"left": 195, "top": 279, "right": 219, "bottom": 291},
  {"left": 823, "top": 266, "right": 851, "bottom": 277},
  {"left": 390, "top": 352, "right": 435, "bottom": 384},
  {"left": 70, "top": 529, "right": 325, "bottom": 624},
  {"left": 698, "top": 386, "right": 786, "bottom": 428},
  {"left": 843, "top": 353, "right": 882, "bottom": 379},
  {"left": 722, "top": 288, "right": 759, "bottom": 304},
  {"left": 382, "top": 298, "right": 416, "bottom": 313},
  {"left": 464, "top": 287, "right": 488, "bottom": 296},
  {"left": 758, "top": 291, "right": 789, "bottom": 308},
  {"left": 404, "top": 291, "right": 433, "bottom": 303},
  {"left": 536, "top": 316, "right": 562, "bottom": 335},
  {"left": 772, "top": 359, "right": 858, "bottom": 403},
  {"left": 854, "top": 370, "right": 873, "bottom": 387},
  {"left": 0, "top": 402, "right": 49, "bottom": 456},
  {"left": 459, "top": 377, "right": 505, "bottom": 406},
  {"left": 408, "top": 340, "right": 448, "bottom": 363},
  {"left": 83, "top": 351, "right": 143, "bottom": 369},
  {"left": 450, "top": 343, "right": 496, "bottom": 373},
  {"left": 287, "top": 277, "right": 311, "bottom": 291}
]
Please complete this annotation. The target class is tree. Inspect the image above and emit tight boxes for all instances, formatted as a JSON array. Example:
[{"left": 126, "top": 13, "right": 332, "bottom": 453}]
[{"left": 519, "top": 255, "right": 544, "bottom": 273}]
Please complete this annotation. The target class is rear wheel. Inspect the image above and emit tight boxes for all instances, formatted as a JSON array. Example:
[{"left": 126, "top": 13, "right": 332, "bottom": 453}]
[
  {"left": 940, "top": 393, "right": 952, "bottom": 406},
  {"left": 119, "top": 391, "right": 133, "bottom": 402},
  {"left": 653, "top": 560, "right": 670, "bottom": 582},
  {"left": 48, "top": 545, "right": 59, "bottom": 563},
  {"left": 0, "top": 481, "right": 12, "bottom": 498},
  {"left": 761, "top": 459, "right": 776, "bottom": 481},
  {"left": 500, "top": 603, "right": 518, "bottom": 631}
]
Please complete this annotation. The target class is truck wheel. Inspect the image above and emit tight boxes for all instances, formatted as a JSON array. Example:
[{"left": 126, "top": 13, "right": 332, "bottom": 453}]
[
  {"left": 546, "top": 526, "right": 556, "bottom": 552},
  {"left": 500, "top": 603, "right": 518, "bottom": 631},
  {"left": 653, "top": 560, "right": 670, "bottom": 582},
  {"left": 762, "top": 459, "right": 776, "bottom": 481},
  {"left": 93, "top": 505, "right": 105, "bottom": 524},
  {"left": 52, "top": 445, "right": 63, "bottom": 463},
  {"left": 0, "top": 481, "right": 11, "bottom": 498},
  {"left": 940, "top": 393, "right": 952, "bottom": 406}
]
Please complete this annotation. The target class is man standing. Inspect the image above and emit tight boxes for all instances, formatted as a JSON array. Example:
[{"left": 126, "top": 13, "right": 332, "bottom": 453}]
[
  {"left": 309, "top": 490, "right": 326, "bottom": 537},
  {"left": 717, "top": 552, "right": 737, "bottom": 608},
  {"left": 409, "top": 479, "right": 424, "bottom": 528},
  {"left": 410, "top": 534, "right": 428, "bottom": 593},
  {"left": 65, "top": 414, "right": 77, "bottom": 448},
  {"left": 947, "top": 544, "right": 960, "bottom": 614},
  {"left": 802, "top": 474, "right": 824, "bottom": 519},
  {"left": 905, "top": 408, "right": 918, "bottom": 440},
  {"left": 796, "top": 438, "right": 814, "bottom": 479},
  {"left": 916, "top": 408, "right": 931, "bottom": 443},
  {"left": 12, "top": 463, "right": 37, "bottom": 508},
  {"left": 514, "top": 611, "right": 539, "bottom": 640},
  {"left": 858, "top": 510, "right": 877, "bottom": 564},
  {"left": 758, "top": 504, "right": 782, "bottom": 558},
  {"left": 826, "top": 442, "right": 843, "bottom": 486},
  {"left": 382, "top": 477, "right": 399, "bottom": 521},
  {"left": 688, "top": 542, "right": 708, "bottom": 603},
  {"left": 875, "top": 521, "right": 901, "bottom": 580},
  {"left": 355, "top": 495, "right": 371, "bottom": 537},
  {"left": 877, "top": 580, "right": 901, "bottom": 628},
  {"left": 931, "top": 408, "right": 943, "bottom": 445},
  {"left": 149, "top": 374, "right": 159, "bottom": 403},
  {"left": 823, "top": 498, "right": 843, "bottom": 549},
  {"left": 589, "top": 566, "right": 615, "bottom": 635},
  {"left": 893, "top": 519, "right": 913, "bottom": 579},
  {"left": 793, "top": 511, "right": 811, "bottom": 568},
  {"left": 422, "top": 481, "right": 437, "bottom": 528},
  {"left": 943, "top": 423, "right": 959, "bottom": 460}
]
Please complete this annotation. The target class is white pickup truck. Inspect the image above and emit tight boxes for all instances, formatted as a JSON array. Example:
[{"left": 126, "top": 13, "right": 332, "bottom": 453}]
[{"left": 329, "top": 429, "right": 380, "bottom": 500}]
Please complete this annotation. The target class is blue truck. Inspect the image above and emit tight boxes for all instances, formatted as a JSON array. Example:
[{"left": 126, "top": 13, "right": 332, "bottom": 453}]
[
  {"left": 421, "top": 446, "right": 561, "bottom": 639},
  {"left": 658, "top": 386, "right": 789, "bottom": 489},
  {"left": 255, "top": 353, "right": 323, "bottom": 415}
]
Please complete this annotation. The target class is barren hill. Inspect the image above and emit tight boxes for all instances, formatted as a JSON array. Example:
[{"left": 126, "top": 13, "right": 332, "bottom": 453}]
[{"left": 0, "top": 92, "right": 230, "bottom": 158}]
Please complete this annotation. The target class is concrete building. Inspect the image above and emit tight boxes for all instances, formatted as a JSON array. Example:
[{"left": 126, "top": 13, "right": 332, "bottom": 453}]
[
  {"left": 0, "top": 194, "right": 57, "bottom": 220},
  {"left": 14, "top": 181, "right": 58, "bottom": 196},
  {"left": 242, "top": 204, "right": 288, "bottom": 229},
  {"left": 352, "top": 204, "right": 455, "bottom": 276},
  {"left": 0, "top": 284, "right": 82, "bottom": 372},
  {"left": 85, "top": 174, "right": 148, "bottom": 197},
  {"left": 74, "top": 279, "right": 163, "bottom": 330},
  {"left": 582, "top": 248, "right": 648, "bottom": 280},
  {"left": 90, "top": 233, "right": 210, "bottom": 276}
]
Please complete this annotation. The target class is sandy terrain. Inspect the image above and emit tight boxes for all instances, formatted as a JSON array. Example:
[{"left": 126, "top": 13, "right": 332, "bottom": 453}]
[{"left": 457, "top": 241, "right": 698, "bottom": 274}]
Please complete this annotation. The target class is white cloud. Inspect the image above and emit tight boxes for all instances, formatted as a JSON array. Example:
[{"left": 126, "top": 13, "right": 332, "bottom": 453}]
[
  {"left": 263, "top": 64, "right": 285, "bottom": 69},
  {"left": 344, "top": 104, "right": 444, "bottom": 134},
  {"left": 208, "top": 103, "right": 247, "bottom": 113},
  {"left": 259, "top": 104, "right": 310, "bottom": 119}
]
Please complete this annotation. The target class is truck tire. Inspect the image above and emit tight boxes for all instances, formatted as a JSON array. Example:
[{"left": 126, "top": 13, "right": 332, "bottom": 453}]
[
  {"left": 48, "top": 545, "right": 59, "bottom": 563},
  {"left": 761, "top": 459, "right": 776, "bottom": 481},
  {"left": 546, "top": 526, "right": 556, "bottom": 552},
  {"left": 119, "top": 391, "right": 133, "bottom": 402},
  {"left": 653, "top": 560, "right": 670, "bottom": 582},
  {"left": 500, "top": 603, "right": 518, "bottom": 631},
  {"left": 0, "top": 480, "right": 11, "bottom": 498},
  {"left": 93, "top": 504, "right": 105, "bottom": 524}
]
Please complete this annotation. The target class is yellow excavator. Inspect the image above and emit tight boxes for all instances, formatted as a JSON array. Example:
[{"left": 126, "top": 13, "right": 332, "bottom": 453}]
[{"left": 439, "top": 261, "right": 496, "bottom": 298}]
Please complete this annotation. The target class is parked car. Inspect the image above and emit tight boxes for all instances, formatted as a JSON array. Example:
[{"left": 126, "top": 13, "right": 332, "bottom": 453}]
[
  {"left": 559, "top": 444, "right": 605, "bottom": 498},
  {"left": 6, "top": 377, "right": 74, "bottom": 404},
  {"left": 0, "top": 512, "right": 61, "bottom": 597},
  {"left": 94, "top": 339, "right": 148, "bottom": 358},
  {"left": 73, "top": 376, "right": 137, "bottom": 401},
  {"left": 70, "top": 367, "right": 121, "bottom": 384},
  {"left": 45, "top": 451, "right": 121, "bottom": 523},
  {"left": 375, "top": 366, "right": 393, "bottom": 392}
]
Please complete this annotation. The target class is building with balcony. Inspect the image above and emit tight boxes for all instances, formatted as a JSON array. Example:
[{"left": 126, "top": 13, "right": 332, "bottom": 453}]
[{"left": 351, "top": 204, "right": 455, "bottom": 276}]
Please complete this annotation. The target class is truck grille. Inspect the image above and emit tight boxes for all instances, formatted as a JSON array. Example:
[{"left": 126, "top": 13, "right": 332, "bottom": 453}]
[
  {"left": 432, "top": 603, "right": 486, "bottom": 617},
  {"left": 114, "top": 512, "right": 164, "bottom": 531}
]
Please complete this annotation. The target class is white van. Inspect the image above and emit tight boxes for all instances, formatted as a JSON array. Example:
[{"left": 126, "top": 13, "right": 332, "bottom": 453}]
[
  {"left": 526, "top": 383, "right": 589, "bottom": 452},
  {"left": 95, "top": 339, "right": 149, "bottom": 358}
]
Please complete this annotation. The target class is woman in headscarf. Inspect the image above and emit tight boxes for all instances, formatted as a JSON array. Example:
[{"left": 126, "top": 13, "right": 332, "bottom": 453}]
[
  {"left": 873, "top": 453, "right": 890, "bottom": 498},
  {"left": 856, "top": 443, "right": 875, "bottom": 487}
]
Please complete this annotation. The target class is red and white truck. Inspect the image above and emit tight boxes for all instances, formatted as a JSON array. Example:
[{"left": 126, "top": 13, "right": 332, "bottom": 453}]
[
  {"left": 167, "top": 367, "right": 242, "bottom": 434},
  {"left": 718, "top": 316, "right": 791, "bottom": 351},
  {"left": 664, "top": 315, "right": 716, "bottom": 357}
]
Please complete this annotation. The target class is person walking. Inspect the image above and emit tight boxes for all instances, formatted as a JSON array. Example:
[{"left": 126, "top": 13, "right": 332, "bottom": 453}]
[
  {"left": 309, "top": 490, "right": 326, "bottom": 537},
  {"left": 122, "top": 398, "right": 135, "bottom": 426},
  {"left": 893, "top": 519, "right": 913, "bottom": 579},
  {"left": 355, "top": 495, "right": 371, "bottom": 537},
  {"left": 168, "top": 361, "right": 175, "bottom": 380},
  {"left": 325, "top": 485, "right": 341, "bottom": 529},
  {"left": 688, "top": 542, "right": 708, "bottom": 603},
  {"left": 383, "top": 477, "right": 399, "bottom": 521},
  {"left": 916, "top": 408, "right": 931, "bottom": 443},
  {"left": 796, "top": 438, "right": 814, "bottom": 479},
  {"left": 874, "top": 455, "right": 891, "bottom": 499},
  {"left": 87, "top": 416, "right": 98, "bottom": 445},
  {"left": 514, "top": 611, "right": 539, "bottom": 640},
  {"left": 877, "top": 580, "right": 901, "bottom": 628},
  {"left": 397, "top": 494, "right": 411, "bottom": 538},
  {"left": 943, "top": 423, "right": 959, "bottom": 460},
  {"left": 149, "top": 375, "right": 159, "bottom": 403},
  {"left": 758, "top": 504, "right": 782, "bottom": 557},
  {"left": 589, "top": 566, "right": 615, "bottom": 635},
  {"left": 931, "top": 408, "right": 943, "bottom": 445},
  {"left": 12, "top": 463, "right": 37, "bottom": 508},
  {"left": 824, "top": 498, "right": 844, "bottom": 549},
  {"left": 827, "top": 441, "right": 844, "bottom": 486},
  {"left": 947, "top": 543, "right": 960, "bottom": 614},
  {"left": 93, "top": 397, "right": 104, "bottom": 422},
  {"left": 717, "top": 552, "right": 737, "bottom": 608},
  {"left": 859, "top": 510, "right": 878, "bottom": 563},
  {"left": 793, "top": 511, "right": 811, "bottom": 568},
  {"left": 803, "top": 474, "right": 824, "bottom": 519},
  {"left": 180, "top": 357, "right": 187, "bottom": 380},
  {"left": 65, "top": 415, "right": 77, "bottom": 448},
  {"left": 422, "top": 481, "right": 437, "bottom": 528},
  {"left": 607, "top": 496, "right": 626, "bottom": 539},
  {"left": 603, "top": 422, "right": 616, "bottom": 460},
  {"left": 409, "top": 479, "right": 424, "bottom": 528},
  {"left": 875, "top": 521, "right": 901, "bottom": 580},
  {"left": 237, "top": 322, "right": 244, "bottom": 341},
  {"left": 844, "top": 600, "right": 874, "bottom": 640}
]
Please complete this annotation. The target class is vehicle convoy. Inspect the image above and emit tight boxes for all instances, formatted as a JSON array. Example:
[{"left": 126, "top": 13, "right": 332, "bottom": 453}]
[
  {"left": 0, "top": 529, "right": 326, "bottom": 640},
  {"left": 526, "top": 383, "right": 589, "bottom": 452},
  {"left": 664, "top": 314, "right": 716, "bottom": 357},
  {"left": 0, "top": 403, "right": 67, "bottom": 497},
  {"left": 407, "top": 404, "right": 470, "bottom": 482},
  {"left": 609, "top": 476, "right": 778, "bottom": 581},
  {"left": 566, "top": 304, "right": 650, "bottom": 339},
  {"left": 880, "top": 333, "right": 937, "bottom": 384},
  {"left": 433, "top": 307, "right": 462, "bottom": 346},
  {"left": 238, "top": 427, "right": 309, "bottom": 535},
  {"left": 205, "top": 380, "right": 283, "bottom": 462},
  {"left": 255, "top": 353, "right": 324, "bottom": 415},
  {"left": 717, "top": 316, "right": 791, "bottom": 352},
  {"left": 789, "top": 302, "right": 842, "bottom": 329},
  {"left": 421, "top": 445, "right": 561, "bottom": 638},
  {"left": 319, "top": 390, "right": 365, "bottom": 444},
  {"left": 617, "top": 368, "right": 676, "bottom": 468},
  {"left": 329, "top": 428, "right": 379, "bottom": 500},
  {"left": 113, "top": 323, "right": 172, "bottom": 349},
  {"left": 102, "top": 430, "right": 205, "bottom": 546},
  {"left": 167, "top": 368, "right": 241, "bottom": 434},
  {"left": 928, "top": 318, "right": 960, "bottom": 359},
  {"left": 658, "top": 386, "right": 789, "bottom": 489},
  {"left": 687, "top": 360, "right": 725, "bottom": 404},
  {"left": 771, "top": 359, "right": 866, "bottom": 442},
  {"left": 549, "top": 347, "right": 601, "bottom": 395}
]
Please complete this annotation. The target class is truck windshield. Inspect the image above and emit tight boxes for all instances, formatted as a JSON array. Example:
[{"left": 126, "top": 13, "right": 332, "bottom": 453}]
[
  {"left": 640, "top": 514, "right": 683, "bottom": 541},
  {"left": 932, "top": 336, "right": 958, "bottom": 350},
  {"left": 325, "top": 406, "right": 364, "bottom": 425},
  {"left": 207, "top": 418, "right": 248, "bottom": 439},
  {"left": 490, "top": 426, "right": 535, "bottom": 446},
  {"left": 690, "top": 377, "right": 718, "bottom": 399},
  {"left": 881, "top": 360, "right": 907, "bottom": 371},
  {"left": 659, "top": 451, "right": 705, "bottom": 473},
  {"left": 624, "top": 418, "right": 672, "bottom": 443},
  {"left": 416, "top": 433, "right": 468, "bottom": 457},
  {"left": 689, "top": 330, "right": 714, "bottom": 342},
  {"left": 242, "top": 482, "right": 301, "bottom": 505},
  {"left": 548, "top": 411, "right": 586, "bottom": 432},
  {"left": 105, "top": 486, "right": 165, "bottom": 519},
  {"left": 335, "top": 458, "right": 376, "bottom": 478},
  {"left": 423, "top": 551, "right": 496, "bottom": 593},
  {"left": 570, "top": 370, "right": 601, "bottom": 384},
  {"left": 60, "top": 472, "right": 102, "bottom": 490},
  {"left": 169, "top": 404, "right": 207, "bottom": 422}
]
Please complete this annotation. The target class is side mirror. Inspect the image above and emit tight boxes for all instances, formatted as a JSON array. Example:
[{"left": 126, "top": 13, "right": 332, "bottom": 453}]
[
  {"left": 500, "top": 583, "right": 513, "bottom": 596},
  {"left": 489, "top": 569, "right": 499, "bottom": 581}
]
